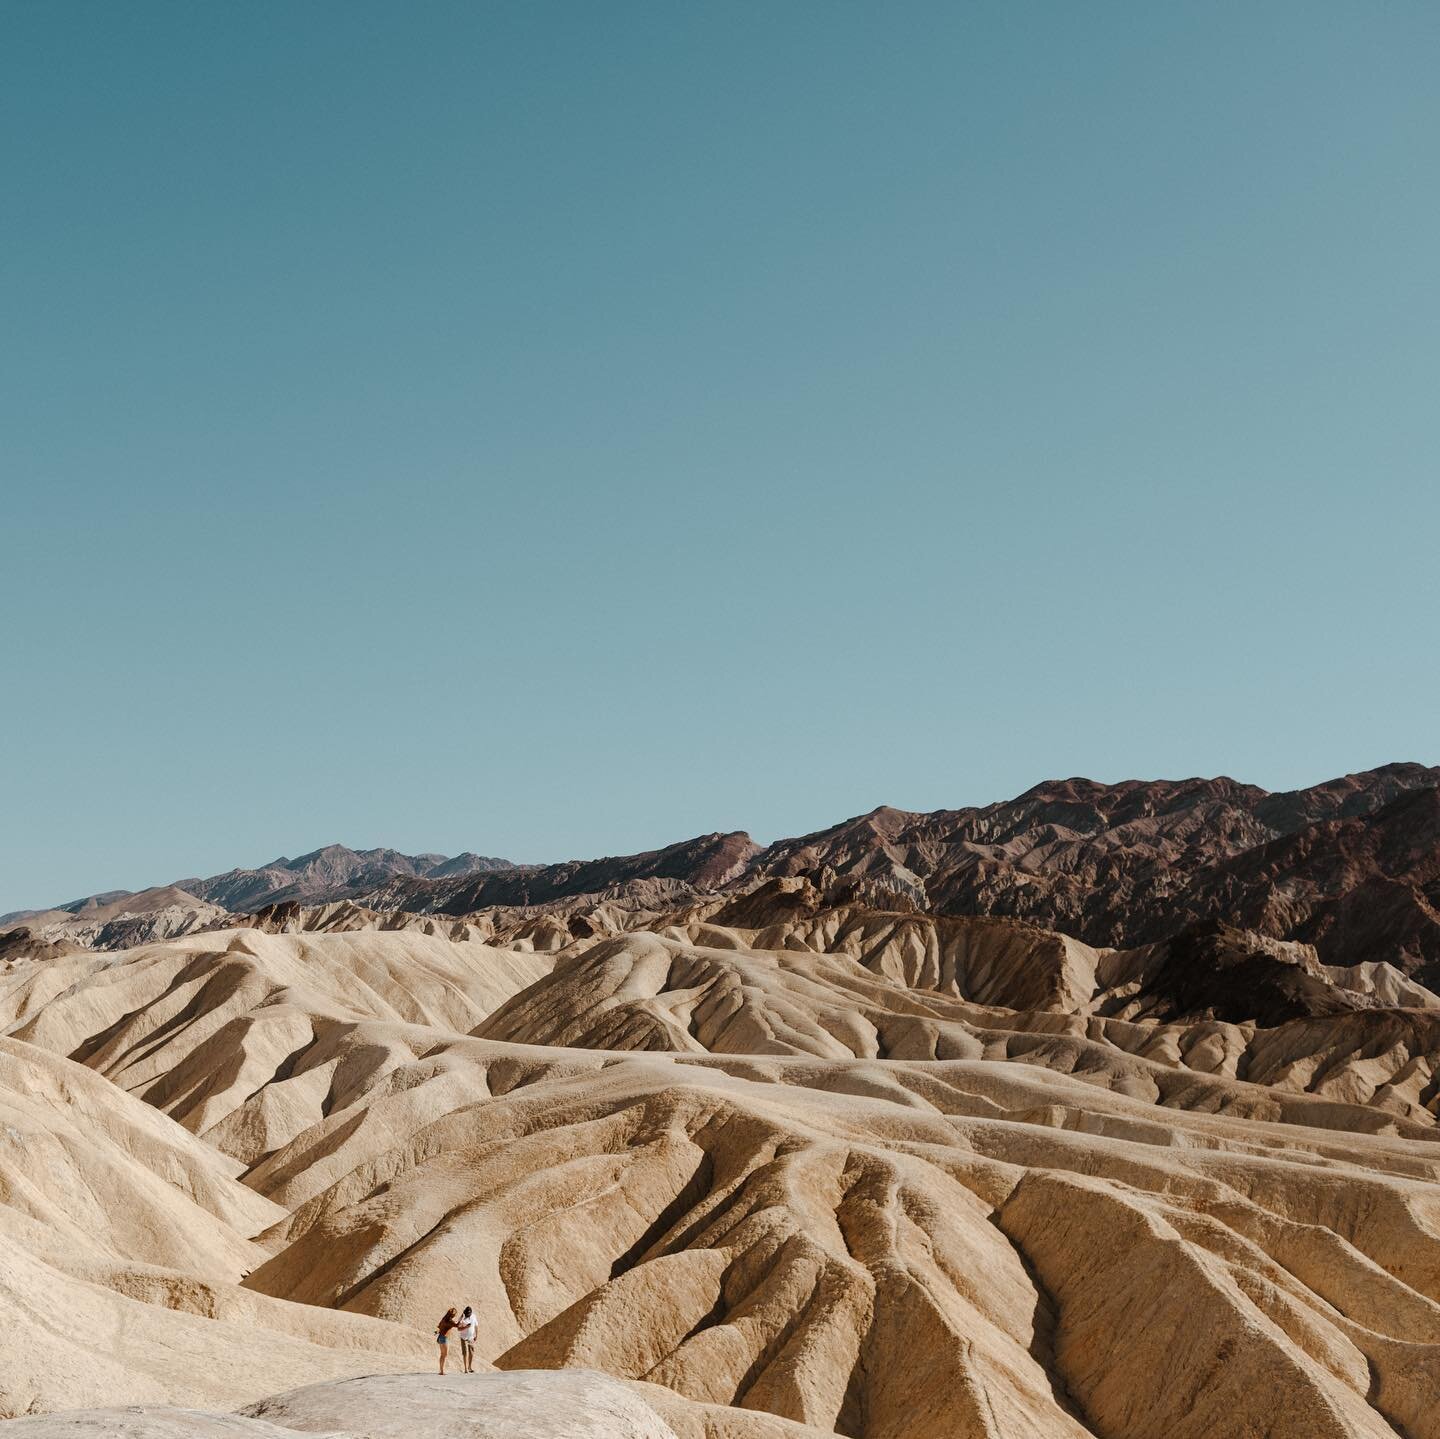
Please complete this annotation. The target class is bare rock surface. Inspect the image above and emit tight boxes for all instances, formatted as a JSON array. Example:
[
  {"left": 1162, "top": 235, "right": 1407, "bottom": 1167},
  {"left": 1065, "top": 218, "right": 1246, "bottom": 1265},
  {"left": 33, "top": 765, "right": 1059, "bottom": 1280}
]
[
  {"left": 243, "top": 1370, "right": 680, "bottom": 1437},
  {"left": 2, "top": 1415, "right": 298, "bottom": 1439},
  {"left": 0, "top": 1371, "right": 820, "bottom": 1439}
]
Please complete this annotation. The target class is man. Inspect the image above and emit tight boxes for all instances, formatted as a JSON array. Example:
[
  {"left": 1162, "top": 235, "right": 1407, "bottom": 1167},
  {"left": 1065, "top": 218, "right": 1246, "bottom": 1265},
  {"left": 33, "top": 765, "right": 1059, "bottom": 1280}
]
[{"left": 456, "top": 1305, "right": 478, "bottom": 1373}]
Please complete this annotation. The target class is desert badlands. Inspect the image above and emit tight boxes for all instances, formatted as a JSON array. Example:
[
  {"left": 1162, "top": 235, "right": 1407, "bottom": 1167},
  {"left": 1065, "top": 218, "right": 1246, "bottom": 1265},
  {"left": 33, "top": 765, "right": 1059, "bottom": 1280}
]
[{"left": 5, "top": 770, "right": 1440, "bottom": 1437}]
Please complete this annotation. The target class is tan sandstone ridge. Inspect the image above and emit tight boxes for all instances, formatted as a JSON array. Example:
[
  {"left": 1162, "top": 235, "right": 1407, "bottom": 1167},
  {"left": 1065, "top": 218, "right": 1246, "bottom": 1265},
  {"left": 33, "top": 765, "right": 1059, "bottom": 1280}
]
[{"left": 3, "top": 903, "right": 1440, "bottom": 1436}]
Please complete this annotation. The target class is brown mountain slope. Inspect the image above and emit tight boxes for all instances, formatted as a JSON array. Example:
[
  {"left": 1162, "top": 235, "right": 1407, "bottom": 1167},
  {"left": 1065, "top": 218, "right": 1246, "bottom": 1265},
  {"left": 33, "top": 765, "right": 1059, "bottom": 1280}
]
[
  {"left": 10, "top": 765, "right": 1438, "bottom": 981},
  {"left": 740, "top": 765, "right": 1440, "bottom": 976},
  {"left": 0, "top": 846, "right": 518, "bottom": 932},
  {"left": 372, "top": 831, "right": 759, "bottom": 915},
  {"left": 347, "top": 763, "right": 1440, "bottom": 981},
  {"left": 181, "top": 845, "right": 517, "bottom": 912},
  {"left": 1155, "top": 782, "right": 1440, "bottom": 973}
]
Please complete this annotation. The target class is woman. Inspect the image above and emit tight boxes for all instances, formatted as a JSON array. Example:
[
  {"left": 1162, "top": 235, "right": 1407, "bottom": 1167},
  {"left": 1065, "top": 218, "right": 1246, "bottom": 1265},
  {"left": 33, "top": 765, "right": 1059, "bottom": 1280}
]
[{"left": 436, "top": 1307, "right": 458, "bottom": 1374}]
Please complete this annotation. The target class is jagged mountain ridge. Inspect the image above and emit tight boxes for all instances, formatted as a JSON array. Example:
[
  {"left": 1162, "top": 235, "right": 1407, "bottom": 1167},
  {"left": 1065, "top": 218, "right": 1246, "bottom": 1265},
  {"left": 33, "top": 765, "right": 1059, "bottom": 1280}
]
[
  {"left": 7, "top": 764, "right": 1439, "bottom": 982},
  {"left": 177, "top": 843, "right": 518, "bottom": 911},
  {"left": 372, "top": 763, "right": 1440, "bottom": 982},
  {"left": 744, "top": 763, "right": 1440, "bottom": 978},
  {"left": 369, "top": 830, "right": 760, "bottom": 914},
  {"left": 0, "top": 843, "right": 518, "bottom": 929}
]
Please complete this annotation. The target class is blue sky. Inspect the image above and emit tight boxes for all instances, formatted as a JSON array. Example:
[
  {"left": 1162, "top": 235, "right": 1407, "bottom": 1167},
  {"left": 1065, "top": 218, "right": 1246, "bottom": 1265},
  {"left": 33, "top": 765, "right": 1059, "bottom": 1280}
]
[{"left": 3, "top": 1, "right": 1437, "bottom": 911}]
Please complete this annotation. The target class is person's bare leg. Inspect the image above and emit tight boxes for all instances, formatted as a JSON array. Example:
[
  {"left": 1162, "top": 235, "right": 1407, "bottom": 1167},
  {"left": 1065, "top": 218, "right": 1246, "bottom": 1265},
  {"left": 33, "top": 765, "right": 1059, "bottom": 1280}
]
[{"left": 439, "top": 1344, "right": 447, "bottom": 1375}]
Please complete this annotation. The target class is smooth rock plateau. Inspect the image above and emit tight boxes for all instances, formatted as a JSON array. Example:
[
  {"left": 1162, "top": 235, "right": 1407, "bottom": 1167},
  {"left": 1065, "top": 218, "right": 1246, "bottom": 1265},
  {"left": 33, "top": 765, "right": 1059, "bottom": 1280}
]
[{"left": 4, "top": 1371, "right": 692, "bottom": 1438}]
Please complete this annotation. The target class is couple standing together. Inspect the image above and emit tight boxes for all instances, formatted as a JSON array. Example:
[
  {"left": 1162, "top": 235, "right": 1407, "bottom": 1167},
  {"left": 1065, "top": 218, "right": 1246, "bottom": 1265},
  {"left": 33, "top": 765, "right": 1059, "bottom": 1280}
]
[{"left": 436, "top": 1305, "right": 477, "bottom": 1373}]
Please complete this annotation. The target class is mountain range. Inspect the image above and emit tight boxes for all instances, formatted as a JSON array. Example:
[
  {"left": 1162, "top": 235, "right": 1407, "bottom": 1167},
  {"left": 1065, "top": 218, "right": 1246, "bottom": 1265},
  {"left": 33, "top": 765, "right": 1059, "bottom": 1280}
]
[
  {"left": 8, "top": 762, "right": 1439, "bottom": 982},
  {"left": 7, "top": 761, "right": 1440, "bottom": 1435},
  {"left": 0, "top": 845, "right": 514, "bottom": 929}
]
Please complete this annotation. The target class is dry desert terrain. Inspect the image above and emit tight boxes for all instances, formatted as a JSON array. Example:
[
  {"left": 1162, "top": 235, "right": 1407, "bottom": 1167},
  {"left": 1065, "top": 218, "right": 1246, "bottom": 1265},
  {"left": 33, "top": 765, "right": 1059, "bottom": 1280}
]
[{"left": 6, "top": 770, "right": 1440, "bottom": 1435}]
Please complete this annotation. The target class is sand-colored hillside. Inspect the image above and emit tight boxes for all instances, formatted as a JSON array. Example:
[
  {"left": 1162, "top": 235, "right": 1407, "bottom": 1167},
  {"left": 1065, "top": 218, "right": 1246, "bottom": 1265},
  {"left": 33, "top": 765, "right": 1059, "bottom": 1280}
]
[
  {"left": 5, "top": 910, "right": 1440, "bottom": 1435},
  {"left": 0, "top": 928, "right": 549, "bottom": 1161},
  {"left": 473, "top": 926, "right": 1440, "bottom": 1131},
  {"left": 0, "top": 1035, "right": 429, "bottom": 1417},
  {"left": 226, "top": 1038, "right": 1440, "bottom": 1438}
]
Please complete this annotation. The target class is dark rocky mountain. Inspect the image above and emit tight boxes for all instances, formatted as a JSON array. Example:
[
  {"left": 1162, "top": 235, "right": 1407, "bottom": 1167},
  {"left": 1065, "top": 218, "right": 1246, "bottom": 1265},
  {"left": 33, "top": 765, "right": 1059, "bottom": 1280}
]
[
  {"left": 367, "top": 763, "right": 1440, "bottom": 982},
  {"left": 421, "top": 851, "right": 511, "bottom": 881},
  {"left": 1, "top": 845, "right": 515, "bottom": 929},
  {"left": 177, "top": 844, "right": 515, "bottom": 910},
  {"left": 0, "top": 890, "right": 136, "bottom": 928},
  {"left": 741, "top": 763, "right": 1440, "bottom": 982},
  {"left": 371, "top": 831, "right": 759, "bottom": 914}
]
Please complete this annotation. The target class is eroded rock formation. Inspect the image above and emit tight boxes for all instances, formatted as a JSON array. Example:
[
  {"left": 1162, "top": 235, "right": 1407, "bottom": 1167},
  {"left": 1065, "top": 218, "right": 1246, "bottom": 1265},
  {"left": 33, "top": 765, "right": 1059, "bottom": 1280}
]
[{"left": 4, "top": 883, "right": 1440, "bottom": 1434}]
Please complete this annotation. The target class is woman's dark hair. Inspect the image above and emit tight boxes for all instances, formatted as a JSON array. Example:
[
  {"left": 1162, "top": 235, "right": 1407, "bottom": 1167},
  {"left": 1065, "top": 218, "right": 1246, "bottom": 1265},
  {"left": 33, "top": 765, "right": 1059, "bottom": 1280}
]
[{"left": 438, "top": 1307, "right": 457, "bottom": 1331}]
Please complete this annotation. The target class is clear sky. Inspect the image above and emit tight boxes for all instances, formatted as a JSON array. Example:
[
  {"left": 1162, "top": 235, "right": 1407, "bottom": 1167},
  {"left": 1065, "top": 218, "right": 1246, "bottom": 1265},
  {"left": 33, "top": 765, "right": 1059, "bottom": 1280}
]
[{"left": 3, "top": 1, "right": 1437, "bottom": 912}]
